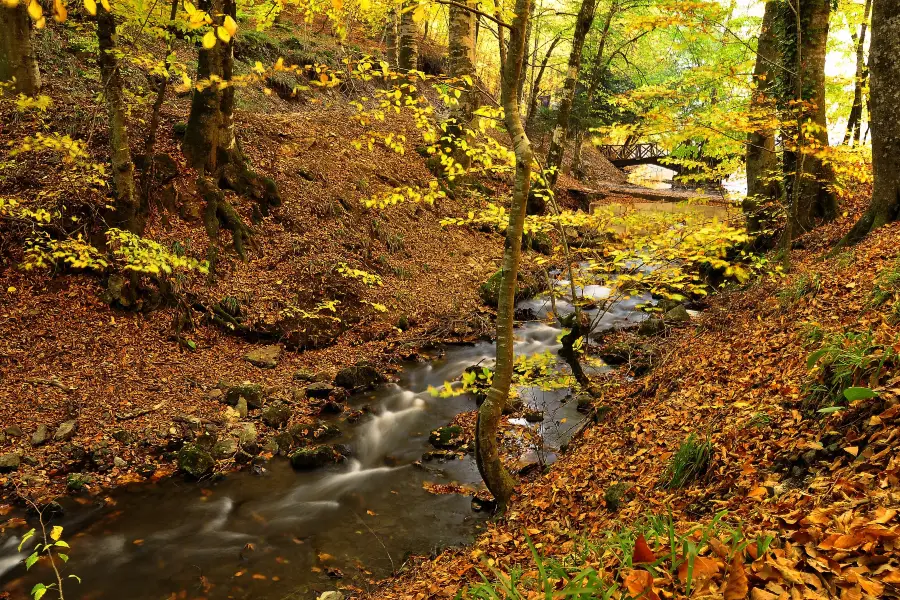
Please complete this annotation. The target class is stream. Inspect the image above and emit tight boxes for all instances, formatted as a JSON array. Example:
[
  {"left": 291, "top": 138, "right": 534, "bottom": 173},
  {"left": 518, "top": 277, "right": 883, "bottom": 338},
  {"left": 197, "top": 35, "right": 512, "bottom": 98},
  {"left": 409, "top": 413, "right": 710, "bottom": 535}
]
[{"left": 0, "top": 263, "right": 657, "bottom": 600}]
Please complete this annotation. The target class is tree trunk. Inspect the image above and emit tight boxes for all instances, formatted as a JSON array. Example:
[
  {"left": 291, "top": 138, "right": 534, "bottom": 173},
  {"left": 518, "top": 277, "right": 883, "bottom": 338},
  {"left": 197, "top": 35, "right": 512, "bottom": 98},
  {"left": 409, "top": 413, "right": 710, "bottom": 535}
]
[
  {"left": 385, "top": 8, "right": 399, "bottom": 68},
  {"left": 475, "top": 0, "right": 533, "bottom": 514},
  {"left": 183, "top": 0, "right": 279, "bottom": 259},
  {"left": 543, "top": 0, "right": 596, "bottom": 190},
  {"left": 143, "top": 0, "right": 180, "bottom": 159},
  {"left": 446, "top": 0, "right": 478, "bottom": 167},
  {"left": 398, "top": 0, "right": 419, "bottom": 72},
  {"left": 97, "top": 6, "right": 143, "bottom": 233},
  {"left": 0, "top": 3, "right": 41, "bottom": 95},
  {"left": 569, "top": 1, "right": 616, "bottom": 176},
  {"left": 743, "top": 0, "right": 780, "bottom": 233},
  {"left": 525, "top": 35, "right": 560, "bottom": 131},
  {"left": 781, "top": 0, "right": 836, "bottom": 236},
  {"left": 838, "top": 0, "right": 900, "bottom": 245},
  {"left": 843, "top": 0, "right": 872, "bottom": 147}
]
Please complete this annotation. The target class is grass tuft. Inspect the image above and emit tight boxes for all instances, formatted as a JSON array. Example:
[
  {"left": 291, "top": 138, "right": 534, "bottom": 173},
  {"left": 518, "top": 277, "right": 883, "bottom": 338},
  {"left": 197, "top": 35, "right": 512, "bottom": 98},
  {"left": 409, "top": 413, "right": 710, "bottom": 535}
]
[{"left": 661, "top": 434, "right": 713, "bottom": 489}]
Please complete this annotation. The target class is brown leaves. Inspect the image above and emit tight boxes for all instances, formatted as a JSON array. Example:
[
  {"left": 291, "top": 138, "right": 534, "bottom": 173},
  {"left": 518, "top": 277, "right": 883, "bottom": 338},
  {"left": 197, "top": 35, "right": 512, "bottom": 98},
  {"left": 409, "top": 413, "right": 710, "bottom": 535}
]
[
  {"left": 624, "top": 569, "right": 660, "bottom": 600},
  {"left": 723, "top": 554, "right": 749, "bottom": 600},
  {"left": 632, "top": 534, "right": 657, "bottom": 564}
]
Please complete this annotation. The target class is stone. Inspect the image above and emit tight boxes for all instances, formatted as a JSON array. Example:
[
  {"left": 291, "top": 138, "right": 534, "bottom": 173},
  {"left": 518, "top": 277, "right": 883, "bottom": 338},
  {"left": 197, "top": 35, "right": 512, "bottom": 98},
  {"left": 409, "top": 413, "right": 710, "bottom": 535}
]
[
  {"left": 66, "top": 473, "right": 92, "bottom": 491},
  {"left": 0, "top": 431, "right": 6, "bottom": 444},
  {"left": 306, "top": 382, "right": 334, "bottom": 399},
  {"left": 575, "top": 393, "right": 594, "bottom": 413},
  {"left": 428, "top": 425, "right": 464, "bottom": 449},
  {"left": 53, "top": 420, "right": 77, "bottom": 442},
  {"left": 5, "top": 425, "right": 23, "bottom": 437},
  {"left": 195, "top": 432, "right": 217, "bottom": 451},
  {"left": 0, "top": 452, "right": 20, "bottom": 473},
  {"left": 206, "top": 389, "right": 224, "bottom": 401},
  {"left": 655, "top": 298, "right": 682, "bottom": 313},
  {"left": 638, "top": 318, "right": 665, "bottom": 337},
  {"left": 664, "top": 305, "right": 690, "bottom": 323},
  {"left": 31, "top": 425, "right": 49, "bottom": 447},
  {"left": 212, "top": 438, "right": 239, "bottom": 460},
  {"left": 225, "top": 383, "right": 265, "bottom": 409},
  {"left": 289, "top": 445, "right": 344, "bottom": 470},
  {"left": 478, "top": 269, "right": 541, "bottom": 308},
  {"left": 20, "top": 455, "right": 38, "bottom": 466},
  {"left": 317, "top": 593, "right": 345, "bottom": 600},
  {"left": 245, "top": 345, "right": 283, "bottom": 369},
  {"left": 334, "top": 364, "right": 384, "bottom": 390},
  {"left": 113, "top": 456, "right": 127, "bottom": 468},
  {"left": 293, "top": 370, "right": 316, "bottom": 382},
  {"left": 236, "top": 397, "right": 249, "bottom": 418},
  {"left": 262, "top": 402, "right": 292, "bottom": 428},
  {"left": 523, "top": 408, "right": 544, "bottom": 423},
  {"left": 178, "top": 444, "right": 215, "bottom": 478},
  {"left": 238, "top": 424, "right": 258, "bottom": 451},
  {"left": 319, "top": 400, "right": 345, "bottom": 416},
  {"left": 112, "top": 429, "right": 134, "bottom": 445}
]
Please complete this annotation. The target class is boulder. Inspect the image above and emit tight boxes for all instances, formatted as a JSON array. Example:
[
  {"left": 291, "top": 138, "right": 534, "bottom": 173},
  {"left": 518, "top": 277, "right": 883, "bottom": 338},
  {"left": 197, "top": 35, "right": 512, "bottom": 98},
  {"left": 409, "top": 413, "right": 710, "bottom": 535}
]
[
  {"left": 479, "top": 269, "right": 541, "bottom": 308},
  {"left": 112, "top": 429, "right": 134, "bottom": 445},
  {"left": 0, "top": 452, "right": 20, "bottom": 473},
  {"left": 334, "top": 364, "right": 384, "bottom": 390},
  {"left": 31, "top": 425, "right": 49, "bottom": 447},
  {"left": 262, "top": 402, "right": 292, "bottom": 428},
  {"left": 638, "top": 318, "right": 664, "bottom": 337},
  {"left": 66, "top": 473, "right": 92, "bottom": 491},
  {"left": 212, "top": 438, "right": 239, "bottom": 460},
  {"left": 235, "top": 397, "right": 249, "bottom": 418},
  {"left": 664, "top": 305, "right": 690, "bottom": 323},
  {"left": 428, "top": 425, "right": 464, "bottom": 449},
  {"left": 318, "top": 400, "right": 345, "bottom": 416},
  {"left": 53, "top": 420, "right": 77, "bottom": 442},
  {"left": 238, "top": 424, "right": 258, "bottom": 452},
  {"left": 113, "top": 456, "right": 127, "bottom": 468},
  {"left": 225, "top": 383, "right": 265, "bottom": 409},
  {"left": 598, "top": 342, "right": 632, "bottom": 366},
  {"left": 177, "top": 444, "right": 215, "bottom": 478},
  {"left": 306, "top": 382, "right": 335, "bottom": 399},
  {"left": 293, "top": 369, "right": 316, "bottom": 382},
  {"left": 289, "top": 445, "right": 343, "bottom": 470},
  {"left": 523, "top": 408, "right": 544, "bottom": 423},
  {"left": 655, "top": 298, "right": 682, "bottom": 313},
  {"left": 245, "top": 345, "right": 283, "bottom": 369}
]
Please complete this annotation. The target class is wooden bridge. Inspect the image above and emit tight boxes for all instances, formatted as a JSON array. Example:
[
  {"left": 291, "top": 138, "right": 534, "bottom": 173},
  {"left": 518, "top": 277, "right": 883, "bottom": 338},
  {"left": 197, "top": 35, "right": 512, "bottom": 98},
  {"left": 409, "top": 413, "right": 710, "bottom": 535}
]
[{"left": 596, "top": 143, "right": 670, "bottom": 168}]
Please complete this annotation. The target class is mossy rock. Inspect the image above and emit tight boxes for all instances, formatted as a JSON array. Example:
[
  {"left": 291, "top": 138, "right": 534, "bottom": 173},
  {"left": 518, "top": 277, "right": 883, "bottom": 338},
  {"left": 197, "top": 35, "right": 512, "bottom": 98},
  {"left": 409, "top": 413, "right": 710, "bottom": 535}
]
[
  {"left": 262, "top": 402, "right": 292, "bottom": 428},
  {"left": 178, "top": 444, "right": 215, "bottom": 478},
  {"left": 66, "top": 472, "right": 92, "bottom": 491},
  {"left": 478, "top": 269, "right": 542, "bottom": 308},
  {"left": 428, "top": 425, "right": 464, "bottom": 449},
  {"left": 638, "top": 318, "right": 665, "bottom": 337},
  {"left": 523, "top": 231, "right": 552, "bottom": 255},
  {"left": 225, "top": 383, "right": 265, "bottom": 408},
  {"left": 289, "top": 445, "right": 343, "bottom": 470}
]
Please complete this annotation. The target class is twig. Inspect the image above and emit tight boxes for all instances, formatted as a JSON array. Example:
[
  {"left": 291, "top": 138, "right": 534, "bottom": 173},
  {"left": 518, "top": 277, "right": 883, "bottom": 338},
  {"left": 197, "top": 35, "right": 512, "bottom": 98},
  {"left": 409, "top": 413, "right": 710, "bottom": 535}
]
[
  {"left": 353, "top": 511, "right": 395, "bottom": 573},
  {"left": 115, "top": 401, "right": 165, "bottom": 420},
  {"left": 24, "top": 378, "right": 76, "bottom": 394}
]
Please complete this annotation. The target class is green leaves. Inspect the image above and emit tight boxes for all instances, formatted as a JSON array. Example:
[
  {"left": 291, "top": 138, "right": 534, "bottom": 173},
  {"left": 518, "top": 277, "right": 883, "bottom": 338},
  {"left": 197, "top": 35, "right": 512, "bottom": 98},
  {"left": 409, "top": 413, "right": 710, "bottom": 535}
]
[
  {"left": 806, "top": 348, "right": 829, "bottom": 370},
  {"left": 18, "top": 528, "right": 35, "bottom": 552},
  {"left": 25, "top": 552, "right": 39, "bottom": 570},
  {"left": 843, "top": 387, "right": 878, "bottom": 402}
]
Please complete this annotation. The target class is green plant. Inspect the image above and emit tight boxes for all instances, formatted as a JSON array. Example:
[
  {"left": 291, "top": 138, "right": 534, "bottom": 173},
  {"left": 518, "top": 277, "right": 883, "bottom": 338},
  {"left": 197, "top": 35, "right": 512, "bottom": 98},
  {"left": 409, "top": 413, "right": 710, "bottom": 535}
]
[
  {"left": 872, "top": 260, "right": 900, "bottom": 322},
  {"left": 661, "top": 434, "right": 712, "bottom": 489},
  {"left": 748, "top": 412, "right": 772, "bottom": 428},
  {"left": 17, "top": 502, "right": 81, "bottom": 600},
  {"left": 776, "top": 273, "right": 821, "bottom": 308},
  {"left": 805, "top": 330, "right": 896, "bottom": 411}
]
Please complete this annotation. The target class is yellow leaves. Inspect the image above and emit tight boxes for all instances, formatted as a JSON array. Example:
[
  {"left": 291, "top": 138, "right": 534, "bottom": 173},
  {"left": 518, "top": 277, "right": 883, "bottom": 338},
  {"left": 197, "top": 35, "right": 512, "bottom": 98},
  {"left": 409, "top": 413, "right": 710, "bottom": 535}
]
[
  {"left": 26, "top": 0, "right": 45, "bottom": 27},
  {"left": 216, "top": 26, "right": 231, "bottom": 43},
  {"left": 411, "top": 3, "right": 425, "bottom": 23},
  {"left": 52, "top": 0, "right": 66, "bottom": 22},
  {"left": 202, "top": 30, "right": 217, "bottom": 49},
  {"left": 222, "top": 14, "right": 237, "bottom": 36},
  {"left": 49, "top": 526, "right": 63, "bottom": 541}
]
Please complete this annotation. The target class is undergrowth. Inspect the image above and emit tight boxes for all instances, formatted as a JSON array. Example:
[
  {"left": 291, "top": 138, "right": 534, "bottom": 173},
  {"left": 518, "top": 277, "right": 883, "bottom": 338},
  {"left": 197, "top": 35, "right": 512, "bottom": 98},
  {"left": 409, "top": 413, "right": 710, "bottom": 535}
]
[{"left": 661, "top": 434, "right": 713, "bottom": 489}]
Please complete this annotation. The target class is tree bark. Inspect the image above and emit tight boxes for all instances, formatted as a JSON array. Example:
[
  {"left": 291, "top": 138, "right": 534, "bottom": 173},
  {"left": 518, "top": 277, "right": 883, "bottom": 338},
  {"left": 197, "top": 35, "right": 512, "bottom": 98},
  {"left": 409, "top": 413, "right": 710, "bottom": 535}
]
[
  {"left": 0, "top": 2, "right": 41, "bottom": 95},
  {"left": 446, "top": 0, "right": 478, "bottom": 168},
  {"left": 743, "top": 0, "right": 780, "bottom": 233},
  {"left": 385, "top": 8, "right": 399, "bottom": 68},
  {"left": 569, "top": 1, "right": 616, "bottom": 176},
  {"left": 838, "top": 0, "right": 900, "bottom": 245},
  {"left": 143, "top": 0, "right": 180, "bottom": 160},
  {"left": 542, "top": 0, "right": 596, "bottom": 190},
  {"left": 843, "top": 0, "right": 871, "bottom": 147},
  {"left": 525, "top": 34, "right": 560, "bottom": 131},
  {"left": 475, "top": 0, "right": 533, "bottom": 514},
  {"left": 97, "top": 6, "right": 143, "bottom": 233},
  {"left": 398, "top": 0, "right": 419, "bottom": 72},
  {"left": 781, "top": 0, "right": 837, "bottom": 236}
]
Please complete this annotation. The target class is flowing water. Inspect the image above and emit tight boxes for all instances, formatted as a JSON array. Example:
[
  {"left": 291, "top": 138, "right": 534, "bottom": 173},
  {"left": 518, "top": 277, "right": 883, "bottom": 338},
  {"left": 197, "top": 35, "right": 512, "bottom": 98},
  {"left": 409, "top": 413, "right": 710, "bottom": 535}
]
[{"left": 0, "top": 267, "right": 655, "bottom": 600}]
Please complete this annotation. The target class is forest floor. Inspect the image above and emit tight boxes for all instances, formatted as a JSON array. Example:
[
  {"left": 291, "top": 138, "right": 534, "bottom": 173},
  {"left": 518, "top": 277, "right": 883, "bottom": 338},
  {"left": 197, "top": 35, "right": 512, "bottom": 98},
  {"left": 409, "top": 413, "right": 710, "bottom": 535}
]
[{"left": 365, "top": 190, "right": 900, "bottom": 600}]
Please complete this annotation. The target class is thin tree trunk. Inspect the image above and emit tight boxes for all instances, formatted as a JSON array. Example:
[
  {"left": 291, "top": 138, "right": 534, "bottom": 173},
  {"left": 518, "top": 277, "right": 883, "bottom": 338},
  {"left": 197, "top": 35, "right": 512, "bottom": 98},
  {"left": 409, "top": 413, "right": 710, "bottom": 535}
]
[
  {"left": 782, "top": 0, "right": 836, "bottom": 236},
  {"left": 543, "top": 0, "right": 596, "bottom": 190},
  {"left": 476, "top": 0, "right": 533, "bottom": 513},
  {"left": 570, "top": 1, "right": 616, "bottom": 175},
  {"left": 0, "top": 3, "right": 41, "bottom": 95},
  {"left": 838, "top": 0, "right": 900, "bottom": 245},
  {"left": 143, "top": 0, "right": 180, "bottom": 159},
  {"left": 517, "top": 0, "right": 535, "bottom": 106},
  {"left": 525, "top": 34, "right": 560, "bottom": 131},
  {"left": 743, "top": 0, "right": 780, "bottom": 233},
  {"left": 398, "top": 0, "right": 419, "bottom": 72},
  {"left": 385, "top": 8, "right": 399, "bottom": 68},
  {"left": 97, "top": 6, "right": 143, "bottom": 233},
  {"left": 843, "top": 0, "right": 871, "bottom": 146}
]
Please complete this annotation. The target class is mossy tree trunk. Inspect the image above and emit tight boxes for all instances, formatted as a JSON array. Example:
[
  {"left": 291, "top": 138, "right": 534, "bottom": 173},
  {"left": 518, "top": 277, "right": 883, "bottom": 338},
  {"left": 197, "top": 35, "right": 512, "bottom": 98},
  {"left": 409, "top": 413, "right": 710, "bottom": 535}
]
[
  {"left": 385, "top": 8, "right": 399, "bottom": 68},
  {"left": 542, "top": 0, "right": 596, "bottom": 190},
  {"left": 838, "top": 0, "right": 900, "bottom": 245},
  {"left": 183, "top": 0, "right": 279, "bottom": 261},
  {"left": 398, "top": 0, "right": 419, "bottom": 72},
  {"left": 446, "top": 0, "right": 478, "bottom": 168},
  {"left": 743, "top": 0, "right": 780, "bottom": 234},
  {"left": 0, "top": 2, "right": 40, "bottom": 95},
  {"left": 476, "top": 0, "right": 533, "bottom": 513},
  {"left": 780, "top": 0, "right": 837, "bottom": 237},
  {"left": 97, "top": 6, "right": 144, "bottom": 233}
]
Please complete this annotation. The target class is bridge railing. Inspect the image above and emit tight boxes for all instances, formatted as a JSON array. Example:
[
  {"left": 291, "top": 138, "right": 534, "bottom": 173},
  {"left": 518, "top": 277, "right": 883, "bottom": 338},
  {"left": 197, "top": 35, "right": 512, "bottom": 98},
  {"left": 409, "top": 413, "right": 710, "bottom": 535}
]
[{"left": 596, "top": 143, "right": 665, "bottom": 162}]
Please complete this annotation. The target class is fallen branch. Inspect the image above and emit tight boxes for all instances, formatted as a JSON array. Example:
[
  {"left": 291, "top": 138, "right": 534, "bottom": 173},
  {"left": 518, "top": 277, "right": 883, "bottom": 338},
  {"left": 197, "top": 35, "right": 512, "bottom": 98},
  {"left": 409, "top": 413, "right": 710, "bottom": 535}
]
[
  {"left": 116, "top": 401, "right": 165, "bottom": 421},
  {"left": 24, "top": 378, "right": 76, "bottom": 394}
]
